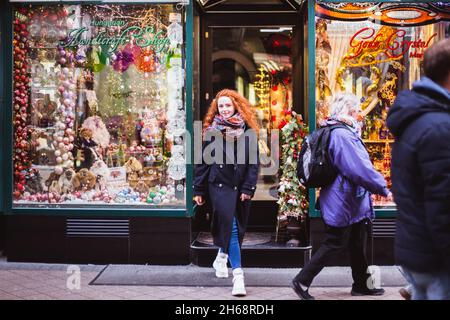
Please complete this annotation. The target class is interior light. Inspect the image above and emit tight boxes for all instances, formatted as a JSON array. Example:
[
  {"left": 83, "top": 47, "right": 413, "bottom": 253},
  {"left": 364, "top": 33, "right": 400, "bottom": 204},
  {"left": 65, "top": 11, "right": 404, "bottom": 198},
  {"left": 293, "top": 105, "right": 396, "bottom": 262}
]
[{"left": 260, "top": 27, "right": 293, "bottom": 33}]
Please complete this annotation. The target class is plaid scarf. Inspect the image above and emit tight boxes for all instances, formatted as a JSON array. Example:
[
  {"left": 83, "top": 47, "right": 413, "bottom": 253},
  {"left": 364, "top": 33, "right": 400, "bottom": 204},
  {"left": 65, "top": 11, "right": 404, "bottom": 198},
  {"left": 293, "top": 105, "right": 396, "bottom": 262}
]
[{"left": 207, "top": 113, "right": 246, "bottom": 139}]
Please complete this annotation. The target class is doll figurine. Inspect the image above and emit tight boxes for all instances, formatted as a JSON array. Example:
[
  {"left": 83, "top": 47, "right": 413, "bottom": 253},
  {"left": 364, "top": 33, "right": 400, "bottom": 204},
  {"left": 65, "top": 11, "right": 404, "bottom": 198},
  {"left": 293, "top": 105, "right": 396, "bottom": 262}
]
[{"left": 77, "top": 127, "right": 99, "bottom": 169}]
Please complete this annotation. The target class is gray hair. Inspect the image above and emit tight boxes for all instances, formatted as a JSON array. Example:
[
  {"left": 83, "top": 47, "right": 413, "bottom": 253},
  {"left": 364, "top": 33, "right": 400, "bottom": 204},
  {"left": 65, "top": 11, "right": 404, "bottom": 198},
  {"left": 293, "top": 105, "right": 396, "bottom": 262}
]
[{"left": 329, "top": 93, "right": 361, "bottom": 118}]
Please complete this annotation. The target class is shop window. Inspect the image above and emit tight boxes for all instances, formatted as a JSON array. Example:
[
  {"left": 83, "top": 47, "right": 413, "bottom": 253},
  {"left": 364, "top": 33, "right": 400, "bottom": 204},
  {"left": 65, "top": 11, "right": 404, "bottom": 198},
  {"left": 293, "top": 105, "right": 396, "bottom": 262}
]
[
  {"left": 12, "top": 4, "right": 186, "bottom": 208},
  {"left": 315, "top": 2, "right": 450, "bottom": 208}
]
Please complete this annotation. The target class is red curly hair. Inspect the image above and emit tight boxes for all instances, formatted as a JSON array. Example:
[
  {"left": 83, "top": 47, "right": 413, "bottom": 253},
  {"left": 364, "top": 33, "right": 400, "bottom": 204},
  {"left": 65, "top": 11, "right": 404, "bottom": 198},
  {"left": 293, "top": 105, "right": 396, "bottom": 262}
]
[{"left": 203, "top": 89, "right": 259, "bottom": 136}]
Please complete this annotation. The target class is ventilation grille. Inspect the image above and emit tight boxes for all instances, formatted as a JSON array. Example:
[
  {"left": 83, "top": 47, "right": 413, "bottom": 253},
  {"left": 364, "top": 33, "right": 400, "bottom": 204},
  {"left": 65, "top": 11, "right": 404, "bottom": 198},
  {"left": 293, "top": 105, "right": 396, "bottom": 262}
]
[
  {"left": 372, "top": 219, "right": 396, "bottom": 238},
  {"left": 66, "top": 219, "right": 129, "bottom": 237}
]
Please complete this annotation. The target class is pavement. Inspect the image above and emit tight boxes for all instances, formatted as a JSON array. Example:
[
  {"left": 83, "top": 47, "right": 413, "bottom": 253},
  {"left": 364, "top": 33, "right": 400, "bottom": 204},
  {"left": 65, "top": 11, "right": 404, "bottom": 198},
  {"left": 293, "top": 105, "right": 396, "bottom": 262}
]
[{"left": 0, "top": 254, "right": 406, "bottom": 300}]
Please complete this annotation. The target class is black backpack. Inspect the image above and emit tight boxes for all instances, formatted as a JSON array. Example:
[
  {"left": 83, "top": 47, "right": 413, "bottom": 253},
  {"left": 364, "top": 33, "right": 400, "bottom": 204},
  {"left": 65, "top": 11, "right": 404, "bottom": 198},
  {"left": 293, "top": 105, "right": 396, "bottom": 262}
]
[{"left": 297, "top": 123, "right": 349, "bottom": 188}]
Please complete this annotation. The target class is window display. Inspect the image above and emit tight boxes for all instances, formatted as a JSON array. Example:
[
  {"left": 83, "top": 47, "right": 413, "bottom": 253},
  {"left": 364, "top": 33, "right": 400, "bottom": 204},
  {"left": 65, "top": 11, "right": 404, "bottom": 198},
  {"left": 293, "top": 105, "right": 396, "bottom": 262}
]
[
  {"left": 315, "top": 2, "right": 450, "bottom": 207},
  {"left": 12, "top": 4, "right": 187, "bottom": 208}
]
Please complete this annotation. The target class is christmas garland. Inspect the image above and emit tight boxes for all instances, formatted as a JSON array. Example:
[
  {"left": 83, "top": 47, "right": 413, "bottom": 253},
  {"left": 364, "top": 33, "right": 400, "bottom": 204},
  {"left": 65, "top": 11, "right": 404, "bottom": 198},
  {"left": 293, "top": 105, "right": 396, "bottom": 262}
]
[
  {"left": 277, "top": 110, "right": 309, "bottom": 222},
  {"left": 13, "top": 8, "right": 32, "bottom": 199}
]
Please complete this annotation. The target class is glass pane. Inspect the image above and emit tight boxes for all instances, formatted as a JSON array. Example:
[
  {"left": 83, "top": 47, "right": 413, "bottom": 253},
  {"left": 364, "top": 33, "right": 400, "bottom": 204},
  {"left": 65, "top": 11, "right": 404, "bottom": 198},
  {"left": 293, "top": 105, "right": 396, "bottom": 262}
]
[
  {"left": 315, "top": 5, "right": 450, "bottom": 208},
  {"left": 212, "top": 26, "right": 293, "bottom": 201},
  {"left": 12, "top": 4, "right": 186, "bottom": 208}
]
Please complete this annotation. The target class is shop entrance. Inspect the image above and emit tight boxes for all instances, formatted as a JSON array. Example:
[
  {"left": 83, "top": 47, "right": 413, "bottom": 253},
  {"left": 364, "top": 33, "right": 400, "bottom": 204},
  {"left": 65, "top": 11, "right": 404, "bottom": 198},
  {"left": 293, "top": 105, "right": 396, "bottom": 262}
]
[{"left": 191, "top": 2, "right": 311, "bottom": 267}]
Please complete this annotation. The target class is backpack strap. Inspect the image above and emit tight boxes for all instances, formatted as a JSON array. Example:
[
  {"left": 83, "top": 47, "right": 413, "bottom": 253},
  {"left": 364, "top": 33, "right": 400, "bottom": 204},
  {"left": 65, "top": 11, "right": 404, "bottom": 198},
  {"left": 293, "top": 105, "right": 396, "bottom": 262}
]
[
  {"left": 326, "top": 122, "right": 352, "bottom": 132},
  {"left": 321, "top": 123, "right": 355, "bottom": 183}
]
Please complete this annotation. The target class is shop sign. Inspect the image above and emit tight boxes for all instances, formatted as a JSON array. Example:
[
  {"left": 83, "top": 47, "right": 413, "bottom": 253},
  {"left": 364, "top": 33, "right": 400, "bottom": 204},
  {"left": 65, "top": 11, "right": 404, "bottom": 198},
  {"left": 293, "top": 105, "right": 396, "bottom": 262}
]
[
  {"left": 349, "top": 27, "right": 437, "bottom": 60},
  {"left": 60, "top": 20, "right": 171, "bottom": 54}
]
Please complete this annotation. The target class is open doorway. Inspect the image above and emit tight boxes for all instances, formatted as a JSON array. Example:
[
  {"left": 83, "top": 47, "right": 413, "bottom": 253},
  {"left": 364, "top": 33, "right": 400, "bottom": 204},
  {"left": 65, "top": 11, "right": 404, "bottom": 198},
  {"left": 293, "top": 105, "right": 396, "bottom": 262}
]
[{"left": 192, "top": 7, "right": 308, "bottom": 267}]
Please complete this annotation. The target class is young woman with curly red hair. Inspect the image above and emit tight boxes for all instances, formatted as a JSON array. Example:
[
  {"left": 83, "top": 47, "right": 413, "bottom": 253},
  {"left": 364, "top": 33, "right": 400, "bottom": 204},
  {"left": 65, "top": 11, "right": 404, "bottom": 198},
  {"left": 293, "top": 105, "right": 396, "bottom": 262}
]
[{"left": 193, "top": 89, "right": 260, "bottom": 297}]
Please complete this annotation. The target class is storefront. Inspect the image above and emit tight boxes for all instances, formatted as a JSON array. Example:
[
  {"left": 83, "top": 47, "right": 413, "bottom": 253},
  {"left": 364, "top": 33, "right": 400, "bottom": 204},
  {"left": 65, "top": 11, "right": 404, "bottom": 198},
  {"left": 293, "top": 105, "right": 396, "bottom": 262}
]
[
  {"left": 1, "top": 1, "right": 449, "bottom": 266},
  {"left": 308, "top": 0, "right": 450, "bottom": 264},
  {"left": 1, "top": 0, "right": 194, "bottom": 263}
]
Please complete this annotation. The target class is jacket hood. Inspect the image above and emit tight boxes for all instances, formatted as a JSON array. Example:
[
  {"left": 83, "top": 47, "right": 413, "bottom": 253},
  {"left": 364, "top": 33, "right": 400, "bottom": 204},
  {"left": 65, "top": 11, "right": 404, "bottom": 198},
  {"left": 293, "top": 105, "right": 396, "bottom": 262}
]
[{"left": 387, "top": 77, "right": 450, "bottom": 137}]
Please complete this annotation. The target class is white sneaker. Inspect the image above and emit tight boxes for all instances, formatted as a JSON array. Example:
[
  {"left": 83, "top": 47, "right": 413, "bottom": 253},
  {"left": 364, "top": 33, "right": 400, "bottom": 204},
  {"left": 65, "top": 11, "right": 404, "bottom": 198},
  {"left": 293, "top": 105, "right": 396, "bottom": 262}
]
[
  {"left": 232, "top": 268, "right": 246, "bottom": 297},
  {"left": 212, "top": 251, "right": 229, "bottom": 278}
]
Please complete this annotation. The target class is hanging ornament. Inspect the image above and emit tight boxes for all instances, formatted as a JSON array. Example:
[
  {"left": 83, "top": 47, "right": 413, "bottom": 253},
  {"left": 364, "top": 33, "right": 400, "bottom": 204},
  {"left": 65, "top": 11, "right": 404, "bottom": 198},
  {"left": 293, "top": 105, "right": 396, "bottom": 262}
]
[
  {"left": 167, "top": 13, "right": 183, "bottom": 47},
  {"left": 136, "top": 48, "right": 155, "bottom": 73},
  {"left": 55, "top": 52, "right": 76, "bottom": 171},
  {"left": 167, "top": 145, "right": 186, "bottom": 181},
  {"left": 124, "top": 42, "right": 141, "bottom": 60},
  {"left": 13, "top": 7, "right": 32, "bottom": 198},
  {"left": 88, "top": 46, "right": 106, "bottom": 73},
  {"left": 75, "top": 46, "right": 87, "bottom": 65},
  {"left": 113, "top": 49, "right": 135, "bottom": 72}
]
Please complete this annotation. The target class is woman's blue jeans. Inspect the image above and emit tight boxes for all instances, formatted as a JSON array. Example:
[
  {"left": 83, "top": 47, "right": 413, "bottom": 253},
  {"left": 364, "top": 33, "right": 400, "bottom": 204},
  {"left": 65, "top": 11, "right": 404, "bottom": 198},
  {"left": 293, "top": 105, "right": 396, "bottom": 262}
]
[{"left": 220, "top": 217, "right": 241, "bottom": 269}]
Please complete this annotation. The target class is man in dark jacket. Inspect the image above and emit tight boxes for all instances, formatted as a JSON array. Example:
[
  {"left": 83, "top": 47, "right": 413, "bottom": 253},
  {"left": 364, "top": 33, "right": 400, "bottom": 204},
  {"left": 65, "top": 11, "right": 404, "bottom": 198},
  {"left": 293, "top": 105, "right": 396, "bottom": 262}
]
[{"left": 387, "top": 38, "right": 450, "bottom": 300}]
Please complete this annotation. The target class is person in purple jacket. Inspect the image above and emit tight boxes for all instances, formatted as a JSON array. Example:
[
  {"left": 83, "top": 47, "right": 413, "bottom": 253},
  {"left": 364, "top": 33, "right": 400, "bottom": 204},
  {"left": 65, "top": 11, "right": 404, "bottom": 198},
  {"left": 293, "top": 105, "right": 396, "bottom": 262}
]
[{"left": 292, "top": 93, "right": 390, "bottom": 300}]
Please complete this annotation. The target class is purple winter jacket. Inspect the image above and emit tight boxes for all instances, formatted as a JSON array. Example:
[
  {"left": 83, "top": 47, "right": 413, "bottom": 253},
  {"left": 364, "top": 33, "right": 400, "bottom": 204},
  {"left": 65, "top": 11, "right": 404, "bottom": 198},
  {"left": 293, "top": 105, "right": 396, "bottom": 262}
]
[{"left": 319, "top": 125, "right": 389, "bottom": 227}]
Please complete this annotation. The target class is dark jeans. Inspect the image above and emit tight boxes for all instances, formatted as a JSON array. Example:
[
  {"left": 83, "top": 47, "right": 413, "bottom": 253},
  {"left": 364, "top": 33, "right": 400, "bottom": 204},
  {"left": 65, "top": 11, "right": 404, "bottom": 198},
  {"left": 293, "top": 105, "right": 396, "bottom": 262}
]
[
  {"left": 401, "top": 266, "right": 450, "bottom": 300},
  {"left": 295, "top": 219, "right": 371, "bottom": 289}
]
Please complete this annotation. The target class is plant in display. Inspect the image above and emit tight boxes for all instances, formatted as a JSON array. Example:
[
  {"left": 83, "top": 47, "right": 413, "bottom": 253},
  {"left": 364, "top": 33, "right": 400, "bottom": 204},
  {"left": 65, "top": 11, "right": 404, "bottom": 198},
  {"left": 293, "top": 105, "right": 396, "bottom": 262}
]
[{"left": 277, "top": 110, "right": 309, "bottom": 246}]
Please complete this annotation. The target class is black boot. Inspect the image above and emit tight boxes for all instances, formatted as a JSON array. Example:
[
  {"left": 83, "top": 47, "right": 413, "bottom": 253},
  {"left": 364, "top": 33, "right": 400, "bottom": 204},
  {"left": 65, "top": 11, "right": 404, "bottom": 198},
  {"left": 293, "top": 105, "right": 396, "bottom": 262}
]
[
  {"left": 292, "top": 279, "right": 315, "bottom": 300},
  {"left": 351, "top": 286, "right": 385, "bottom": 296}
]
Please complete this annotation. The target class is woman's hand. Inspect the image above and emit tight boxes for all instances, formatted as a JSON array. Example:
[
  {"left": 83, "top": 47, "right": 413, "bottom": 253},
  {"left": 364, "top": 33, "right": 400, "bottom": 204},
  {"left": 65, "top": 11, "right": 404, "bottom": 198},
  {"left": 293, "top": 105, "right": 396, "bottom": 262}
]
[
  {"left": 240, "top": 193, "right": 251, "bottom": 201},
  {"left": 194, "top": 196, "right": 205, "bottom": 206}
]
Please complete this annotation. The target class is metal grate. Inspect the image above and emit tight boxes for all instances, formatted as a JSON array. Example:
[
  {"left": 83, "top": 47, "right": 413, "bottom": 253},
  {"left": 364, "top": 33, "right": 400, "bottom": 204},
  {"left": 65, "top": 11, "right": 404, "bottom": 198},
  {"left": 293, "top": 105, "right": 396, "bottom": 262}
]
[
  {"left": 372, "top": 219, "right": 396, "bottom": 238},
  {"left": 66, "top": 219, "right": 129, "bottom": 237}
]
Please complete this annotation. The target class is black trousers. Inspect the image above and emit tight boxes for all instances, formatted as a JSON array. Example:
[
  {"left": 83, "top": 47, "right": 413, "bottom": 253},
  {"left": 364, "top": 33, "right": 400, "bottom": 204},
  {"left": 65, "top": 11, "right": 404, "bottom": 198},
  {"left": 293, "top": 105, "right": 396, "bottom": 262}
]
[{"left": 295, "top": 219, "right": 371, "bottom": 289}]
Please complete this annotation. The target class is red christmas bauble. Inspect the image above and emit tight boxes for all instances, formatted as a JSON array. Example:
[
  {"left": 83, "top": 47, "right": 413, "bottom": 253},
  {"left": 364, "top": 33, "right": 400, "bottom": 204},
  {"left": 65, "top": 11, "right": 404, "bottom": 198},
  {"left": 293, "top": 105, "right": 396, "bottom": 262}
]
[{"left": 49, "top": 14, "right": 58, "bottom": 22}]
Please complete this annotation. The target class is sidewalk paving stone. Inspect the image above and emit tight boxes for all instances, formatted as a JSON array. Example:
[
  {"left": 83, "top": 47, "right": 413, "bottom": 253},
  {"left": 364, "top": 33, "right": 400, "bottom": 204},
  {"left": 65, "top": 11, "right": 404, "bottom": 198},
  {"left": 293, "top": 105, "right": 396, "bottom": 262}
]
[{"left": 0, "top": 261, "right": 406, "bottom": 300}]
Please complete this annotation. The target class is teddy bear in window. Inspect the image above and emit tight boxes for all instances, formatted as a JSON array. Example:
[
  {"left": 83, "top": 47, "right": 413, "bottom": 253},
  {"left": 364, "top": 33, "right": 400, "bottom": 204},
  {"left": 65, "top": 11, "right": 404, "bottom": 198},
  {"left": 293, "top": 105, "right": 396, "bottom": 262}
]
[
  {"left": 90, "top": 159, "right": 109, "bottom": 191},
  {"left": 124, "top": 156, "right": 143, "bottom": 185},
  {"left": 72, "top": 168, "right": 97, "bottom": 191},
  {"left": 24, "top": 169, "right": 44, "bottom": 194}
]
